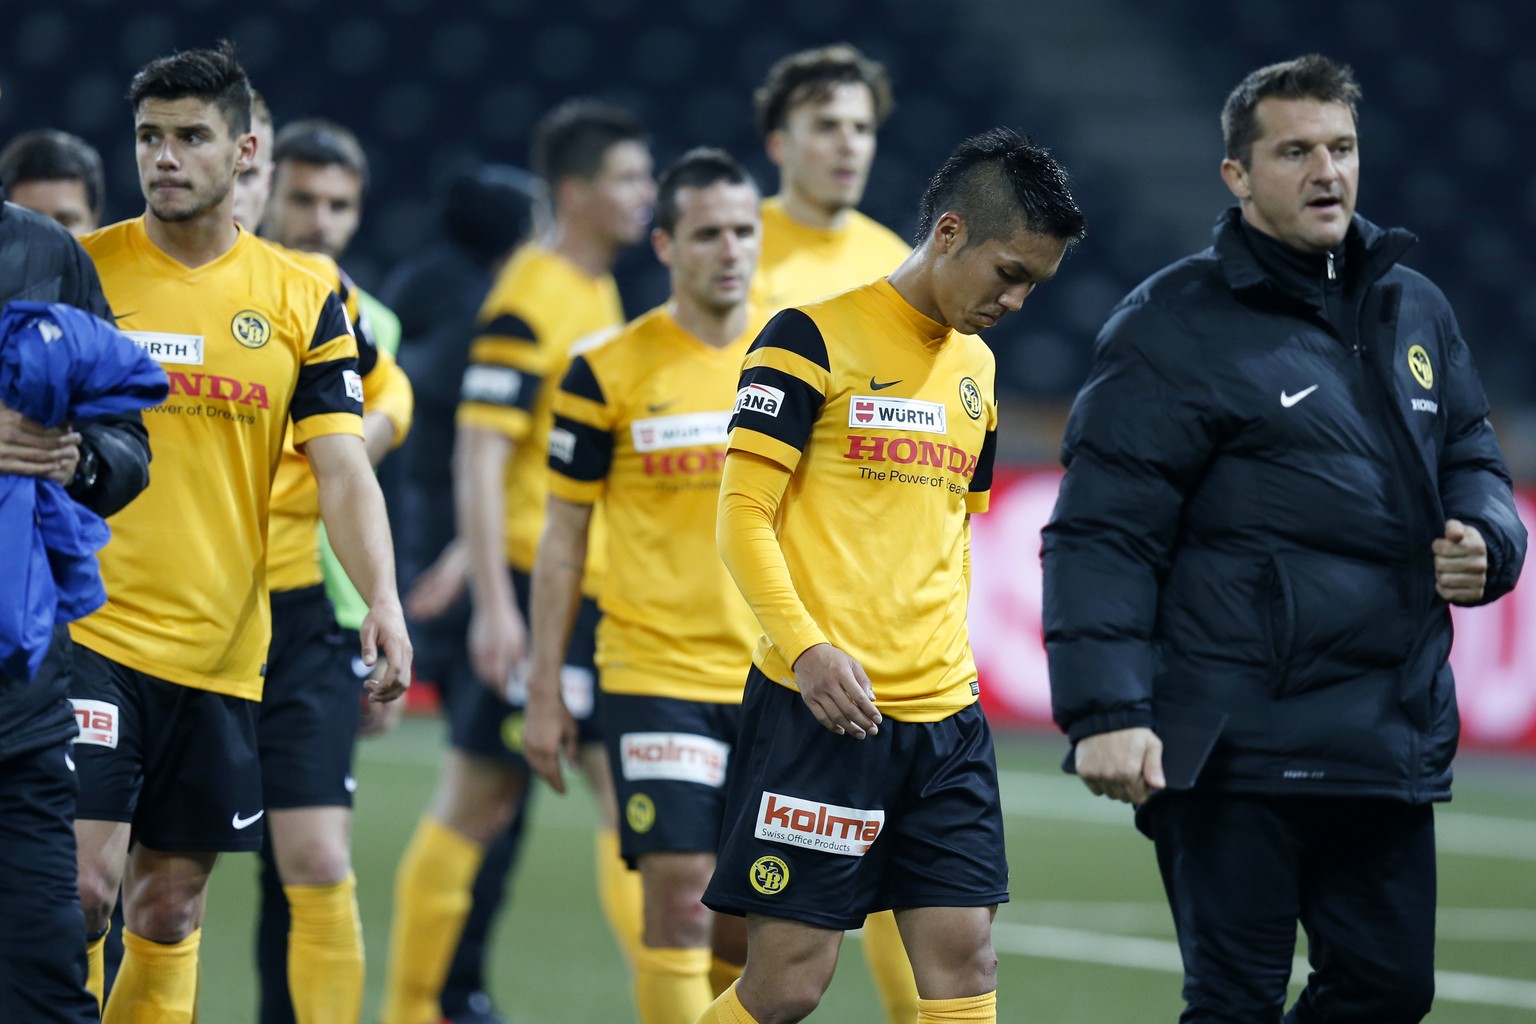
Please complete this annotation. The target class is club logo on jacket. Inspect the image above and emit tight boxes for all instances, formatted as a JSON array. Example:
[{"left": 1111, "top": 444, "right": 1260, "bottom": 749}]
[
  {"left": 231, "top": 310, "right": 272, "bottom": 349},
  {"left": 1407, "top": 345, "right": 1433, "bottom": 390}
]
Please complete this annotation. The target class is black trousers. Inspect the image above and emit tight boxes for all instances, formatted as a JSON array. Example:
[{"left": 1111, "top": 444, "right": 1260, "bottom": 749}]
[
  {"left": 1144, "top": 792, "right": 1437, "bottom": 1024},
  {"left": 0, "top": 729, "right": 99, "bottom": 1024}
]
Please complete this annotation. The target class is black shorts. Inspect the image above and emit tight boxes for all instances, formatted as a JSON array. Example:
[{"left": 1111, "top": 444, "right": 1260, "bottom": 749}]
[
  {"left": 450, "top": 568, "right": 603, "bottom": 765},
  {"left": 258, "top": 586, "right": 363, "bottom": 810},
  {"left": 601, "top": 692, "right": 742, "bottom": 868},
  {"left": 70, "top": 646, "right": 265, "bottom": 852},
  {"left": 704, "top": 667, "right": 1009, "bottom": 931}
]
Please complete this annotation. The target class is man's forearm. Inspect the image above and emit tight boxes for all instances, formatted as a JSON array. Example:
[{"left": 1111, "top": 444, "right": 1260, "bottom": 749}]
[
  {"left": 454, "top": 426, "right": 516, "bottom": 610},
  {"left": 362, "top": 412, "right": 396, "bottom": 466},
  {"left": 318, "top": 461, "right": 400, "bottom": 608},
  {"left": 527, "top": 499, "right": 591, "bottom": 701}
]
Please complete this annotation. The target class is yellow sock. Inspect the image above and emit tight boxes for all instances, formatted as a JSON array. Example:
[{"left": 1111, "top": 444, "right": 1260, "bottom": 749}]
[
  {"left": 595, "top": 828, "right": 644, "bottom": 969},
  {"left": 863, "top": 910, "right": 920, "bottom": 1024},
  {"left": 708, "top": 955, "right": 743, "bottom": 997},
  {"left": 635, "top": 945, "right": 712, "bottom": 1024},
  {"left": 379, "top": 817, "right": 485, "bottom": 1024},
  {"left": 285, "top": 873, "right": 364, "bottom": 1024},
  {"left": 86, "top": 926, "right": 108, "bottom": 1012},
  {"left": 696, "top": 980, "right": 760, "bottom": 1024},
  {"left": 103, "top": 928, "right": 201, "bottom": 1024},
  {"left": 917, "top": 991, "right": 996, "bottom": 1022}
]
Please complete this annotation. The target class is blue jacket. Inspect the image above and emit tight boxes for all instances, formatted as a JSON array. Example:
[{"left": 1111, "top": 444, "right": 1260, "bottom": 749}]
[
  {"left": 0, "top": 301, "right": 168, "bottom": 680},
  {"left": 1043, "top": 211, "right": 1526, "bottom": 803}
]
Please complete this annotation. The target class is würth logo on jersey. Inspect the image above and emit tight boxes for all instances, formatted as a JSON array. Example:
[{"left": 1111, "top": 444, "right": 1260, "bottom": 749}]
[
  {"left": 754, "top": 792, "right": 884, "bottom": 857},
  {"left": 70, "top": 699, "right": 119, "bottom": 749},
  {"left": 843, "top": 435, "right": 979, "bottom": 479},
  {"left": 631, "top": 411, "right": 731, "bottom": 453},
  {"left": 166, "top": 371, "right": 270, "bottom": 408},
  {"left": 620, "top": 732, "right": 730, "bottom": 787},
  {"left": 734, "top": 382, "right": 785, "bottom": 418},
  {"left": 847, "top": 396, "right": 947, "bottom": 435},
  {"left": 124, "top": 331, "right": 204, "bottom": 365}
]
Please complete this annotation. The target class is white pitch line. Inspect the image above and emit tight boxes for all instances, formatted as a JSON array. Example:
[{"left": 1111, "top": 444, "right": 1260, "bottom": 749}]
[
  {"left": 997, "top": 770, "right": 1536, "bottom": 862},
  {"left": 984, "top": 923, "right": 1536, "bottom": 1012}
]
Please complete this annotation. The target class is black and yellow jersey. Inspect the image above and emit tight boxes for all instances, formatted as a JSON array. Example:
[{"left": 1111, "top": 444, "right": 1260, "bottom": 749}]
[
  {"left": 266, "top": 246, "right": 413, "bottom": 593},
  {"left": 749, "top": 197, "right": 909, "bottom": 312},
  {"left": 456, "top": 244, "right": 623, "bottom": 591},
  {"left": 725, "top": 278, "right": 998, "bottom": 721},
  {"left": 71, "top": 218, "right": 363, "bottom": 701},
  {"left": 547, "top": 306, "right": 763, "bottom": 703}
]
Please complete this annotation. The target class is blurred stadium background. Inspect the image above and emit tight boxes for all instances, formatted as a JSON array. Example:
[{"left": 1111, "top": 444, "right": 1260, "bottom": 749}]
[{"left": 4, "top": 1, "right": 1534, "bottom": 1020}]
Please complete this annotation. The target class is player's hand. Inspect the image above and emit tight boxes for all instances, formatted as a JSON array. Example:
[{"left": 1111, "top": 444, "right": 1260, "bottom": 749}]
[
  {"left": 1433, "top": 519, "right": 1487, "bottom": 604},
  {"left": 404, "top": 538, "right": 468, "bottom": 622},
  {"left": 359, "top": 690, "right": 405, "bottom": 737},
  {"left": 360, "top": 599, "right": 413, "bottom": 703},
  {"left": 1075, "top": 727, "right": 1164, "bottom": 805},
  {"left": 524, "top": 690, "right": 580, "bottom": 794},
  {"left": 469, "top": 600, "right": 527, "bottom": 696},
  {"left": 791, "top": 643, "right": 882, "bottom": 739},
  {"left": 0, "top": 402, "right": 80, "bottom": 485}
]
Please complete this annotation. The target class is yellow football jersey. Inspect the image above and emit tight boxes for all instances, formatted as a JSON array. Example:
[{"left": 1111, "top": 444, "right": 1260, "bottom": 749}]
[
  {"left": 749, "top": 197, "right": 909, "bottom": 312},
  {"left": 456, "top": 244, "right": 624, "bottom": 590},
  {"left": 547, "top": 306, "right": 763, "bottom": 703},
  {"left": 725, "top": 278, "right": 998, "bottom": 721},
  {"left": 267, "top": 246, "right": 414, "bottom": 592},
  {"left": 70, "top": 218, "right": 363, "bottom": 700}
]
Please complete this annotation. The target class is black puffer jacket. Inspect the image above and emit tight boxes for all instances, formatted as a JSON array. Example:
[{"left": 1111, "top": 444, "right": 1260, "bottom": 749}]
[
  {"left": 1042, "top": 208, "right": 1526, "bottom": 802},
  {"left": 0, "top": 196, "right": 152, "bottom": 760}
]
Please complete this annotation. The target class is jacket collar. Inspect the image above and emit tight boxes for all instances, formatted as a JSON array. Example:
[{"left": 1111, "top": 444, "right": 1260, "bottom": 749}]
[{"left": 1212, "top": 206, "right": 1415, "bottom": 300}]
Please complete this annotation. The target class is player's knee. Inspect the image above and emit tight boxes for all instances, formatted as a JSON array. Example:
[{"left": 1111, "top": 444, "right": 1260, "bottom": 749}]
[
  {"left": 128, "top": 892, "right": 201, "bottom": 943},
  {"left": 1359, "top": 966, "right": 1434, "bottom": 1022},
  {"left": 644, "top": 888, "right": 711, "bottom": 948},
  {"left": 278, "top": 836, "right": 351, "bottom": 887},
  {"left": 76, "top": 867, "right": 119, "bottom": 934},
  {"left": 740, "top": 965, "right": 832, "bottom": 1023}
]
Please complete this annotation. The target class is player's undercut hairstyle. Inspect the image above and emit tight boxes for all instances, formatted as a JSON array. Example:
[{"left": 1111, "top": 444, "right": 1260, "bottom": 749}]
[
  {"left": 249, "top": 90, "right": 273, "bottom": 133},
  {"left": 1222, "top": 54, "right": 1361, "bottom": 166},
  {"left": 915, "top": 127, "right": 1085, "bottom": 248},
  {"left": 127, "top": 39, "right": 252, "bottom": 137},
  {"left": 273, "top": 119, "right": 370, "bottom": 189},
  {"left": 531, "top": 99, "right": 648, "bottom": 187},
  {"left": 653, "top": 147, "right": 757, "bottom": 235},
  {"left": 754, "top": 43, "right": 894, "bottom": 137},
  {"left": 0, "top": 129, "right": 106, "bottom": 217}
]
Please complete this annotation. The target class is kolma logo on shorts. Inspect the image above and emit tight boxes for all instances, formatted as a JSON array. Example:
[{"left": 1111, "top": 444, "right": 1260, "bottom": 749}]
[{"left": 754, "top": 791, "right": 884, "bottom": 857}]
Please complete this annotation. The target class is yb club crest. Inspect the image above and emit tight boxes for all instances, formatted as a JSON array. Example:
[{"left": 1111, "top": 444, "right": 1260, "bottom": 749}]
[
  {"left": 749, "top": 855, "right": 789, "bottom": 895},
  {"left": 232, "top": 309, "right": 272, "bottom": 349},
  {"left": 1407, "top": 345, "right": 1433, "bottom": 390}
]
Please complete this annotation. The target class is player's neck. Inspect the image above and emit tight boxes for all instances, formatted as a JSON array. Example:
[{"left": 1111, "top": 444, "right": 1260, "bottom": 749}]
[
  {"left": 886, "top": 250, "right": 945, "bottom": 325},
  {"left": 778, "top": 186, "right": 851, "bottom": 232},
  {"left": 144, "top": 206, "right": 240, "bottom": 269},
  {"left": 670, "top": 296, "right": 747, "bottom": 349},
  {"left": 545, "top": 218, "right": 616, "bottom": 278}
]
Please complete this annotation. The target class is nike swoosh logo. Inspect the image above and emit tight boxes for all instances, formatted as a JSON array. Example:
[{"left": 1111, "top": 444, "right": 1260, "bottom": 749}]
[
  {"left": 113, "top": 311, "right": 139, "bottom": 322},
  {"left": 647, "top": 399, "right": 679, "bottom": 413},
  {"left": 231, "top": 810, "right": 265, "bottom": 830},
  {"left": 869, "top": 377, "right": 903, "bottom": 391},
  {"left": 1280, "top": 385, "right": 1319, "bottom": 408}
]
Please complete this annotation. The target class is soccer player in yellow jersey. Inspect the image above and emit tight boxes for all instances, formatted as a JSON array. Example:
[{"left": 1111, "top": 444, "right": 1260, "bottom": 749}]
[
  {"left": 698, "top": 130, "right": 1085, "bottom": 1024},
  {"left": 66, "top": 44, "right": 412, "bottom": 1024},
  {"left": 751, "top": 43, "right": 918, "bottom": 1019},
  {"left": 750, "top": 44, "right": 908, "bottom": 313},
  {"left": 381, "top": 100, "right": 653, "bottom": 1024},
  {"left": 235, "top": 97, "right": 414, "bottom": 1024},
  {"left": 522, "top": 148, "right": 762, "bottom": 1024}
]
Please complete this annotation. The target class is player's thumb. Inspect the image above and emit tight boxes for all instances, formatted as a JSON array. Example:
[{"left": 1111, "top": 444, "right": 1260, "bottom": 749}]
[
  {"left": 1444, "top": 518, "right": 1466, "bottom": 543},
  {"left": 1143, "top": 733, "right": 1166, "bottom": 790}
]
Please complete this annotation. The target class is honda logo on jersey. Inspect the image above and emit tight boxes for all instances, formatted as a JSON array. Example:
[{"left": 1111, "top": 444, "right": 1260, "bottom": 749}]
[
  {"left": 71, "top": 699, "right": 119, "bottom": 748},
  {"left": 754, "top": 792, "right": 884, "bottom": 856},
  {"left": 620, "top": 732, "right": 730, "bottom": 787}
]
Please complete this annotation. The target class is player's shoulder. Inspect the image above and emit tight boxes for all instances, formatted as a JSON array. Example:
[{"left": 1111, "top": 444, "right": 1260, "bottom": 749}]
[
  {"left": 845, "top": 209, "right": 909, "bottom": 256},
  {"left": 259, "top": 239, "right": 342, "bottom": 293},
  {"left": 78, "top": 217, "right": 140, "bottom": 261}
]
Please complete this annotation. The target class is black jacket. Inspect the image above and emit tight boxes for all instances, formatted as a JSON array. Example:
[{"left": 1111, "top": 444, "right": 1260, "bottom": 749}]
[
  {"left": 0, "top": 196, "right": 153, "bottom": 760},
  {"left": 1042, "top": 209, "right": 1526, "bottom": 802}
]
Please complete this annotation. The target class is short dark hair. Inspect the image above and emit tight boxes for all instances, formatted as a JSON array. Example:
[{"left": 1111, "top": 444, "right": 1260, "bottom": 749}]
[
  {"left": 653, "top": 147, "right": 756, "bottom": 234},
  {"left": 0, "top": 129, "right": 105, "bottom": 216},
  {"left": 530, "top": 99, "right": 648, "bottom": 187},
  {"left": 1222, "top": 54, "right": 1362, "bottom": 166},
  {"left": 127, "top": 39, "right": 252, "bottom": 137},
  {"left": 754, "top": 43, "right": 894, "bottom": 137},
  {"left": 273, "top": 119, "right": 369, "bottom": 189},
  {"left": 915, "top": 128, "right": 1085, "bottom": 248}
]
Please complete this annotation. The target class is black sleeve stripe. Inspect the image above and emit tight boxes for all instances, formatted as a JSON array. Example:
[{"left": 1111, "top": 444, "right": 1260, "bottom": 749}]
[
  {"left": 560, "top": 355, "right": 606, "bottom": 404},
  {"left": 480, "top": 312, "right": 537, "bottom": 341},
  {"left": 550, "top": 414, "right": 612, "bottom": 482},
  {"left": 970, "top": 428, "right": 998, "bottom": 493},
  {"left": 746, "top": 308, "right": 830, "bottom": 370},
  {"left": 727, "top": 364, "right": 824, "bottom": 452},
  {"left": 460, "top": 363, "right": 542, "bottom": 411},
  {"left": 292, "top": 356, "right": 363, "bottom": 422},
  {"left": 352, "top": 305, "right": 380, "bottom": 377},
  {"left": 308, "top": 291, "right": 353, "bottom": 352}
]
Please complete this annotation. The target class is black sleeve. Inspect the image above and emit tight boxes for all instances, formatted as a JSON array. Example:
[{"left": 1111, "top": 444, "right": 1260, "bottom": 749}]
[{"left": 70, "top": 413, "right": 151, "bottom": 517}]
